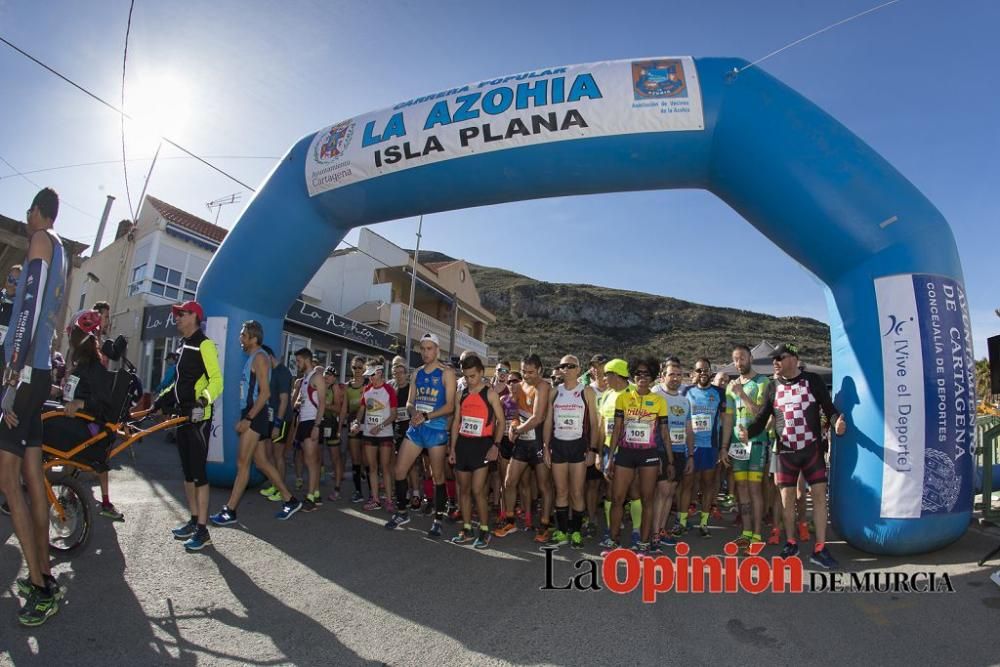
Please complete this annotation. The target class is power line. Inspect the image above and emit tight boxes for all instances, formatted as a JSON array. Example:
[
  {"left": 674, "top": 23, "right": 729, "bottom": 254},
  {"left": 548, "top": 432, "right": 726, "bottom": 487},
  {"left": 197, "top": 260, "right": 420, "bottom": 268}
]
[
  {"left": 120, "top": 0, "right": 137, "bottom": 223},
  {"left": 0, "top": 153, "right": 100, "bottom": 221},
  {"left": 736, "top": 0, "right": 902, "bottom": 74},
  {"left": 0, "top": 35, "right": 256, "bottom": 192},
  {"left": 0, "top": 155, "right": 280, "bottom": 181}
]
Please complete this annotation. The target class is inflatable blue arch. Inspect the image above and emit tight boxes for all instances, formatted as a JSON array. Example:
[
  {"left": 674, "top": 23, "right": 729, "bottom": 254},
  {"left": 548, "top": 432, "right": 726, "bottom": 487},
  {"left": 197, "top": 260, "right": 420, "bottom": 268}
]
[{"left": 198, "top": 57, "right": 975, "bottom": 556}]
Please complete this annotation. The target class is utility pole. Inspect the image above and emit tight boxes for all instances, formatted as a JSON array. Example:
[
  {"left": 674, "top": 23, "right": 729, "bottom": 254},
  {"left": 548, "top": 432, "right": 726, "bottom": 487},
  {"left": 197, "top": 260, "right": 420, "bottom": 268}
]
[
  {"left": 92, "top": 195, "right": 116, "bottom": 254},
  {"left": 403, "top": 215, "right": 423, "bottom": 365}
]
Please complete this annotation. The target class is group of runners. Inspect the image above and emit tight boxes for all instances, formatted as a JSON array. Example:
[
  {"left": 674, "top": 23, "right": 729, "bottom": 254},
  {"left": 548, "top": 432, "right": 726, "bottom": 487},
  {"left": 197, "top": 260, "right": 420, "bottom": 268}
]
[{"left": 170, "top": 313, "right": 847, "bottom": 576}]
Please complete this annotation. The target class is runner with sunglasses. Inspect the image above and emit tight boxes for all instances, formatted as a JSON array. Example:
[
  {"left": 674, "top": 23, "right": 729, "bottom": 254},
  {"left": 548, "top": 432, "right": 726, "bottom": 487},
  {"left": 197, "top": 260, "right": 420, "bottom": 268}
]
[
  {"left": 679, "top": 358, "right": 727, "bottom": 538},
  {"left": 390, "top": 357, "right": 421, "bottom": 509},
  {"left": 596, "top": 359, "right": 638, "bottom": 549},
  {"left": 351, "top": 357, "right": 397, "bottom": 511},
  {"left": 739, "top": 344, "right": 847, "bottom": 569},
  {"left": 496, "top": 370, "right": 524, "bottom": 527},
  {"left": 493, "top": 354, "right": 553, "bottom": 541},
  {"left": 542, "top": 355, "right": 600, "bottom": 549},
  {"left": 344, "top": 357, "right": 367, "bottom": 503},
  {"left": 321, "top": 366, "right": 346, "bottom": 501},
  {"left": 601, "top": 357, "right": 671, "bottom": 555}
]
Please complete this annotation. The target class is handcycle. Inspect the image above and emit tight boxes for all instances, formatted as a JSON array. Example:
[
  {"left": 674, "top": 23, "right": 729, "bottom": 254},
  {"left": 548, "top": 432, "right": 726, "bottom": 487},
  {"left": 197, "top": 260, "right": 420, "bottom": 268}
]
[{"left": 40, "top": 343, "right": 188, "bottom": 555}]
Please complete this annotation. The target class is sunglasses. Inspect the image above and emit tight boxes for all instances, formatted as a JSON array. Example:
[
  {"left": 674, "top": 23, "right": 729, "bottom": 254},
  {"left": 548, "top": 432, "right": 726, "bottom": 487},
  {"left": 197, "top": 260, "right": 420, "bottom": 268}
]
[
  {"left": 694, "top": 368, "right": 712, "bottom": 374},
  {"left": 176, "top": 310, "right": 194, "bottom": 317},
  {"left": 496, "top": 367, "right": 509, "bottom": 374},
  {"left": 557, "top": 363, "right": 578, "bottom": 370},
  {"left": 508, "top": 378, "right": 522, "bottom": 384},
  {"left": 633, "top": 371, "right": 652, "bottom": 378}
]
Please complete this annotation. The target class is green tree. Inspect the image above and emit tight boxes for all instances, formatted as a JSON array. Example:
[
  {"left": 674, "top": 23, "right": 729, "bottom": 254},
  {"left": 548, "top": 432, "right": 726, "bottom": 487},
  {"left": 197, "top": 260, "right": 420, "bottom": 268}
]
[{"left": 977, "top": 358, "right": 994, "bottom": 405}]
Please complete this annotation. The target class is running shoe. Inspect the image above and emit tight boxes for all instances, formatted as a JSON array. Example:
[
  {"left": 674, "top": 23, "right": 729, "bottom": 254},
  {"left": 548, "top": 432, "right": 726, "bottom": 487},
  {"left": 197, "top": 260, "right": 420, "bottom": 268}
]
[
  {"left": 428, "top": 520, "right": 443, "bottom": 538},
  {"left": 779, "top": 541, "right": 800, "bottom": 559},
  {"left": 172, "top": 518, "right": 197, "bottom": 540},
  {"left": 183, "top": 528, "right": 212, "bottom": 552},
  {"left": 259, "top": 485, "right": 277, "bottom": 498},
  {"left": 351, "top": 490, "right": 364, "bottom": 504},
  {"left": 300, "top": 498, "right": 318, "bottom": 513},
  {"left": 308, "top": 491, "right": 323, "bottom": 507},
  {"left": 698, "top": 525, "right": 711, "bottom": 539},
  {"left": 363, "top": 497, "right": 381, "bottom": 511},
  {"left": 545, "top": 530, "right": 569, "bottom": 548},
  {"left": 570, "top": 531, "right": 584, "bottom": 550},
  {"left": 421, "top": 499, "right": 433, "bottom": 515},
  {"left": 493, "top": 520, "right": 517, "bottom": 538},
  {"left": 16, "top": 574, "right": 64, "bottom": 600},
  {"left": 631, "top": 541, "right": 650, "bottom": 558},
  {"left": 266, "top": 489, "right": 283, "bottom": 502},
  {"left": 447, "top": 507, "right": 461, "bottom": 523},
  {"left": 473, "top": 531, "right": 492, "bottom": 550},
  {"left": 385, "top": 511, "right": 410, "bottom": 529},
  {"left": 659, "top": 533, "right": 677, "bottom": 547},
  {"left": 277, "top": 498, "right": 304, "bottom": 520},
  {"left": 809, "top": 547, "right": 840, "bottom": 570},
  {"left": 100, "top": 503, "right": 125, "bottom": 522},
  {"left": 631, "top": 529, "right": 641, "bottom": 546},
  {"left": 734, "top": 535, "right": 751, "bottom": 552},
  {"left": 409, "top": 495, "right": 421, "bottom": 511},
  {"left": 534, "top": 524, "right": 553, "bottom": 544},
  {"left": 210, "top": 506, "right": 237, "bottom": 527},
  {"left": 384, "top": 500, "right": 397, "bottom": 514},
  {"left": 295, "top": 478, "right": 304, "bottom": 491},
  {"left": 720, "top": 494, "right": 736, "bottom": 509},
  {"left": 670, "top": 523, "right": 687, "bottom": 538},
  {"left": 767, "top": 527, "right": 781, "bottom": 545},
  {"left": 798, "top": 521, "right": 811, "bottom": 543},
  {"left": 450, "top": 530, "right": 473, "bottom": 544},
  {"left": 598, "top": 536, "right": 618, "bottom": 550},
  {"left": 327, "top": 489, "right": 341, "bottom": 502},
  {"left": 648, "top": 540, "right": 663, "bottom": 555},
  {"left": 17, "top": 586, "right": 58, "bottom": 627},
  {"left": 599, "top": 542, "right": 621, "bottom": 558}
]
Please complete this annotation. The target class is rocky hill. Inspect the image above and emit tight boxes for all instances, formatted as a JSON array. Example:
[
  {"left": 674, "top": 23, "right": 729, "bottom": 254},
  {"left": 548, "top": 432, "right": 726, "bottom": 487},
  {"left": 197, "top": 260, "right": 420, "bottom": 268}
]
[{"left": 412, "top": 251, "right": 832, "bottom": 367}]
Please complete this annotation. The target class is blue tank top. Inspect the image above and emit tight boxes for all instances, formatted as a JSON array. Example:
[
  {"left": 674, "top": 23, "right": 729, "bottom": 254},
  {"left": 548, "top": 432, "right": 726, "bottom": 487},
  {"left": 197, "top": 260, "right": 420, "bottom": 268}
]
[
  {"left": 4, "top": 231, "right": 66, "bottom": 371},
  {"left": 412, "top": 366, "right": 447, "bottom": 430},
  {"left": 683, "top": 385, "right": 724, "bottom": 449},
  {"left": 240, "top": 348, "right": 269, "bottom": 411}
]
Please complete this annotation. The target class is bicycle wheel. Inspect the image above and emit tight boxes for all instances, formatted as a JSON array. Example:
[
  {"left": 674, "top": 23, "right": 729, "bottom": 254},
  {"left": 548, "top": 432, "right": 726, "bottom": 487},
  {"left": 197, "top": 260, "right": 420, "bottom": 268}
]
[{"left": 48, "top": 474, "right": 92, "bottom": 554}]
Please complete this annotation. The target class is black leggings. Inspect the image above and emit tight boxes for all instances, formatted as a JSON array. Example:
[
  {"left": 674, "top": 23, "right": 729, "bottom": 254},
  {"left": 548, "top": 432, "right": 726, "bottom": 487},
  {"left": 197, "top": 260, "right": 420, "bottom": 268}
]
[{"left": 177, "top": 420, "right": 211, "bottom": 486}]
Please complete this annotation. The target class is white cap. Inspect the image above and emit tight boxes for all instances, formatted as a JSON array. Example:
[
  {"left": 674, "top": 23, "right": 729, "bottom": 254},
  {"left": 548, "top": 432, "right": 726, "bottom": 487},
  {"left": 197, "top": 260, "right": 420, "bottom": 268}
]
[
  {"left": 420, "top": 332, "right": 440, "bottom": 347},
  {"left": 363, "top": 366, "right": 379, "bottom": 377}
]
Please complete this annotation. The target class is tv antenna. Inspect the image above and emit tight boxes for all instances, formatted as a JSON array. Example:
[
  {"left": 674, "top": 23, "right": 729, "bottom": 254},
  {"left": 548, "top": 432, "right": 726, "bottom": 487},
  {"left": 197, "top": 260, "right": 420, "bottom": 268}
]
[{"left": 206, "top": 192, "right": 242, "bottom": 224}]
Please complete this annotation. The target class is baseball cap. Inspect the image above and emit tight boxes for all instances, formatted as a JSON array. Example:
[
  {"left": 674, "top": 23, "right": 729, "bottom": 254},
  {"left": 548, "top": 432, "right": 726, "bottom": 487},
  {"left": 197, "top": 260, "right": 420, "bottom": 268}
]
[
  {"left": 323, "top": 365, "right": 338, "bottom": 375},
  {"left": 67, "top": 309, "right": 102, "bottom": 335},
  {"left": 603, "top": 358, "right": 629, "bottom": 378},
  {"left": 589, "top": 353, "right": 608, "bottom": 367},
  {"left": 171, "top": 300, "right": 204, "bottom": 320},
  {"left": 771, "top": 343, "right": 800, "bottom": 359},
  {"left": 420, "top": 332, "right": 440, "bottom": 347}
]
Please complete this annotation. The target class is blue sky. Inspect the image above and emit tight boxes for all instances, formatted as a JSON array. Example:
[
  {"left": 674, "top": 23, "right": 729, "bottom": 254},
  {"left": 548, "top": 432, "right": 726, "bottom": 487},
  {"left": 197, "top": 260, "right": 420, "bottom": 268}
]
[{"left": 0, "top": 0, "right": 997, "bottom": 354}]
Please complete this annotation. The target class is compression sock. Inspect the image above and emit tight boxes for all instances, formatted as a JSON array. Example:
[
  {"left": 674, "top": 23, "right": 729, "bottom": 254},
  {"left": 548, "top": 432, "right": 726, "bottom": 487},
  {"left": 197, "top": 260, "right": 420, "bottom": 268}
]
[
  {"left": 555, "top": 506, "right": 569, "bottom": 534},
  {"left": 679, "top": 513, "right": 688, "bottom": 528},
  {"left": 742, "top": 530, "right": 753, "bottom": 539},
  {"left": 395, "top": 480, "right": 408, "bottom": 511},
  {"left": 630, "top": 500, "right": 642, "bottom": 531},
  {"left": 603, "top": 499, "right": 611, "bottom": 527},
  {"left": 352, "top": 465, "right": 363, "bottom": 494},
  {"left": 569, "top": 510, "right": 583, "bottom": 534},
  {"left": 700, "top": 511, "right": 709, "bottom": 527},
  {"left": 434, "top": 483, "right": 447, "bottom": 520}
]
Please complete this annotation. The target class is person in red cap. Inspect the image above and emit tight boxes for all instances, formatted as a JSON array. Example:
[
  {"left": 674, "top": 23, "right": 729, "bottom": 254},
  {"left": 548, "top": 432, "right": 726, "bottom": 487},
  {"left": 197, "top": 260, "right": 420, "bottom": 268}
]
[{"left": 154, "top": 300, "right": 223, "bottom": 552}]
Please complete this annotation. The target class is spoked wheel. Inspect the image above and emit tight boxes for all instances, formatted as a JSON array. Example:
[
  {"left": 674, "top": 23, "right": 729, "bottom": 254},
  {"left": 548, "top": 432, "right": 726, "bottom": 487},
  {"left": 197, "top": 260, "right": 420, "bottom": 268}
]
[{"left": 48, "top": 474, "right": 92, "bottom": 554}]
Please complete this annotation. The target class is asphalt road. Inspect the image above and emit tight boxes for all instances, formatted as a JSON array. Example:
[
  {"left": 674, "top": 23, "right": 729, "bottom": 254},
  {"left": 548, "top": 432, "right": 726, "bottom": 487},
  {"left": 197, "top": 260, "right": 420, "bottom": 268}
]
[{"left": 2, "top": 432, "right": 1000, "bottom": 666}]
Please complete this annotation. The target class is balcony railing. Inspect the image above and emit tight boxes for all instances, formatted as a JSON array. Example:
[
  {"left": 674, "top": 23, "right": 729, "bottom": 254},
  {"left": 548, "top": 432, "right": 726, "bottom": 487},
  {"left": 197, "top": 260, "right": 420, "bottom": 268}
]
[{"left": 369, "top": 302, "right": 488, "bottom": 358}]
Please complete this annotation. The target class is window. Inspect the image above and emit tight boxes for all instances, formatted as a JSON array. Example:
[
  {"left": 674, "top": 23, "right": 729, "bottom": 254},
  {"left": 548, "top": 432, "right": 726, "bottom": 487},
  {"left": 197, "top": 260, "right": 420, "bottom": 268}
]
[
  {"left": 153, "top": 265, "right": 168, "bottom": 282},
  {"left": 150, "top": 283, "right": 165, "bottom": 296},
  {"left": 148, "top": 263, "right": 185, "bottom": 299},
  {"left": 185, "top": 278, "right": 198, "bottom": 291},
  {"left": 164, "top": 286, "right": 179, "bottom": 299},
  {"left": 132, "top": 264, "right": 147, "bottom": 283},
  {"left": 183, "top": 291, "right": 195, "bottom": 301}
]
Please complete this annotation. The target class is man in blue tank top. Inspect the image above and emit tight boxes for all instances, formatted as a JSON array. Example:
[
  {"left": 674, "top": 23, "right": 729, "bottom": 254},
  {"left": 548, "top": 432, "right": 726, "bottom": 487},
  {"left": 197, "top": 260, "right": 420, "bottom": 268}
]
[
  {"left": 385, "top": 332, "right": 456, "bottom": 537},
  {"left": 0, "top": 188, "right": 67, "bottom": 627}
]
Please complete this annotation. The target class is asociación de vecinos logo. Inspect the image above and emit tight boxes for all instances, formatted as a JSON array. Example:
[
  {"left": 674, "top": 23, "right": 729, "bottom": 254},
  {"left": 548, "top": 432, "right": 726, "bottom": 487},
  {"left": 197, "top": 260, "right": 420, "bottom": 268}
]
[
  {"left": 314, "top": 119, "right": 356, "bottom": 163},
  {"left": 540, "top": 543, "right": 955, "bottom": 600},
  {"left": 631, "top": 59, "right": 688, "bottom": 99}
]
